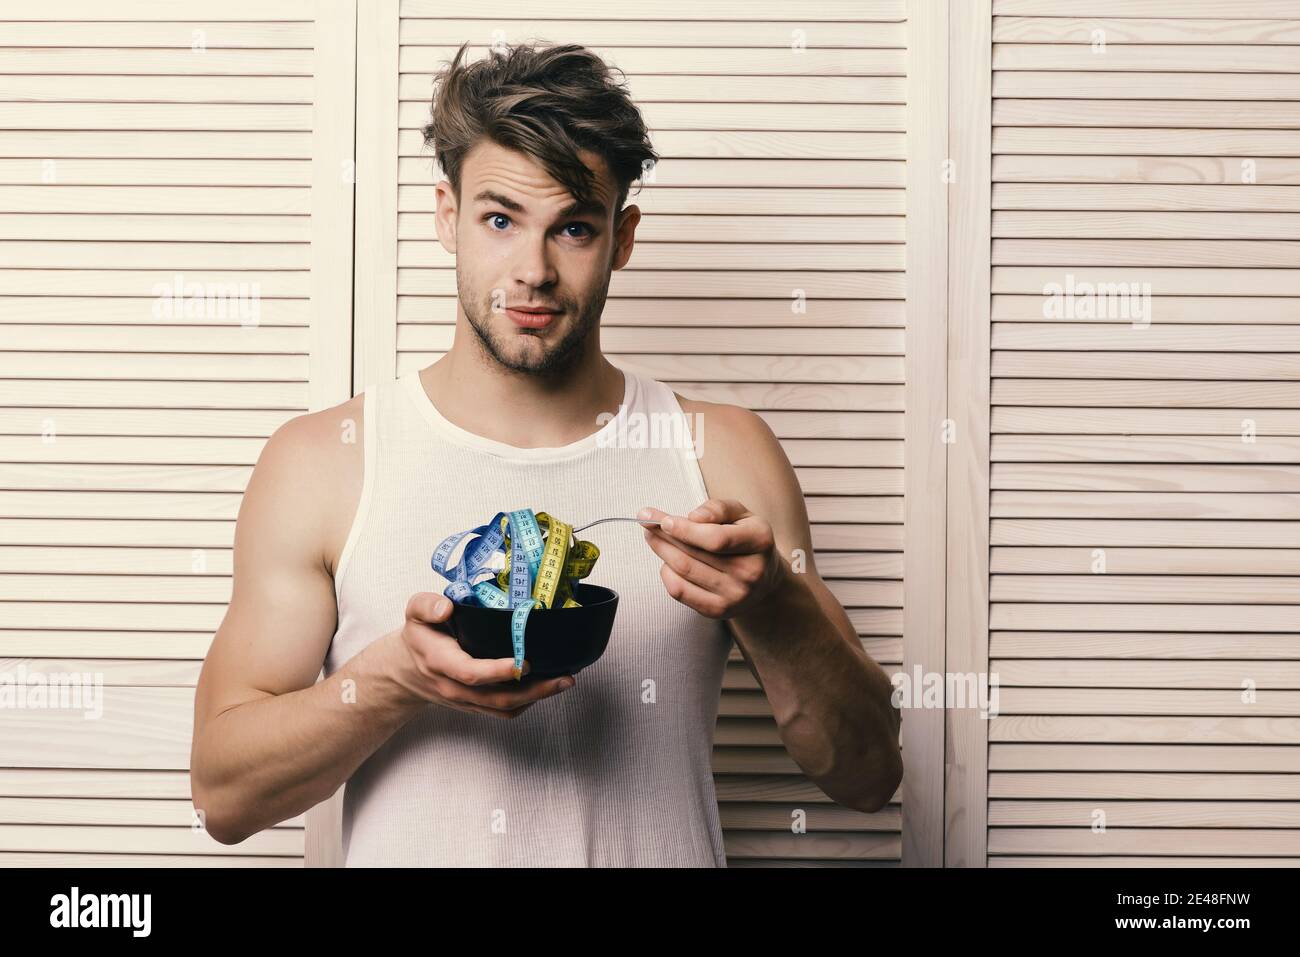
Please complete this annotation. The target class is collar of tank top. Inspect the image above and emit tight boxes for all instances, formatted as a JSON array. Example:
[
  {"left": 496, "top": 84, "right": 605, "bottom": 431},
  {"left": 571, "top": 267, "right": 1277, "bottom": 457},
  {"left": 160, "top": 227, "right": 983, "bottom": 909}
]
[{"left": 400, "top": 367, "right": 636, "bottom": 463}]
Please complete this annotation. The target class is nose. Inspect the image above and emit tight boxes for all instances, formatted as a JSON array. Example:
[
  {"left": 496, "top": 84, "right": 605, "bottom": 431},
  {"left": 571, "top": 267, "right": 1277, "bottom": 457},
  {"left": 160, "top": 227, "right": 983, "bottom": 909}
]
[{"left": 512, "top": 231, "right": 557, "bottom": 290}]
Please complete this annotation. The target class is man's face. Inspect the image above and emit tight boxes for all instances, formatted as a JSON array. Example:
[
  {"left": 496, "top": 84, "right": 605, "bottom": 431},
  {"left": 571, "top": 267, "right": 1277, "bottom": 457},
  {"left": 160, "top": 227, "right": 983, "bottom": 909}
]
[{"left": 434, "top": 138, "right": 640, "bottom": 380}]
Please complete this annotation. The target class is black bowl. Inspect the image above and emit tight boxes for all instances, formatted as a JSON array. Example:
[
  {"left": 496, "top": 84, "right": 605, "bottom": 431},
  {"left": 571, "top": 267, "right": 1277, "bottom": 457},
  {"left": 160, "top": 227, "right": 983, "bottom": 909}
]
[{"left": 445, "top": 583, "right": 619, "bottom": 680}]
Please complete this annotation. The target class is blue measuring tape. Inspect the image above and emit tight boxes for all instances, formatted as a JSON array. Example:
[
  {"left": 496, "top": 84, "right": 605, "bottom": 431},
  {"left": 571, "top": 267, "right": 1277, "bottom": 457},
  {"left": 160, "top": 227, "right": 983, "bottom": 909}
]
[{"left": 431, "top": 508, "right": 601, "bottom": 679}]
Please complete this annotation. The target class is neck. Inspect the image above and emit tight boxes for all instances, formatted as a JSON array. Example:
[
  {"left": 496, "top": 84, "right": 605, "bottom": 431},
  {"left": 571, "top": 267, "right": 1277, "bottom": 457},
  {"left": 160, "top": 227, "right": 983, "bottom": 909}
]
[{"left": 420, "top": 341, "right": 626, "bottom": 450}]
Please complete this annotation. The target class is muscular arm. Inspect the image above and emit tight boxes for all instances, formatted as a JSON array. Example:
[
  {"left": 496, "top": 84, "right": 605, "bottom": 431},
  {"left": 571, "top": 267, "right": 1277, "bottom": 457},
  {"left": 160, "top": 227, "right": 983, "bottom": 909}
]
[
  {"left": 190, "top": 398, "right": 426, "bottom": 845},
  {"left": 683, "top": 400, "right": 903, "bottom": 814}
]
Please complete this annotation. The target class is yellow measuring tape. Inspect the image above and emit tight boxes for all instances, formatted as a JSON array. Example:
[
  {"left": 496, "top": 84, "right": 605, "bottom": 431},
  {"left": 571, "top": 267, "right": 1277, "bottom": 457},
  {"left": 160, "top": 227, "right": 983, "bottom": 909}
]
[{"left": 431, "top": 509, "right": 602, "bottom": 679}]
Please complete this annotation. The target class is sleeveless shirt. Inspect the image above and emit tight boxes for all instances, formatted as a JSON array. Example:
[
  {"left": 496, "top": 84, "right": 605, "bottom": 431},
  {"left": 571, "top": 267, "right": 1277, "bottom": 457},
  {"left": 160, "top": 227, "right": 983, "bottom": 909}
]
[{"left": 323, "top": 366, "right": 733, "bottom": 866}]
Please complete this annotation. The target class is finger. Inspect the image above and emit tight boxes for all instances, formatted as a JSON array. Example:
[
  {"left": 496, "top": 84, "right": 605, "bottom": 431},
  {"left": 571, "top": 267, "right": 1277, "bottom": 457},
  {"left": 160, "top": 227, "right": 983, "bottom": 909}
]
[
  {"left": 657, "top": 512, "right": 768, "bottom": 555},
  {"left": 644, "top": 524, "right": 733, "bottom": 584},
  {"left": 404, "top": 593, "right": 540, "bottom": 685},
  {"left": 659, "top": 563, "right": 729, "bottom": 619},
  {"left": 686, "top": 499, "right": 746, "bottom": 525},
  {"left": 646, "top": 521, "right": 761, "bottom": 576},
  {"left": 452, "top": 675, "right": 576, "bottom": 711},
  {"left": 636, "top": 505, "right": 668, "bottom": 527},
  {"left": 429, "top": 638, "right": 536, "bottom": 687},
  {"left": 405, "top": 591, "right": 456, "bottom": 630},
  {"left": 458, "top": 700, "right": 534, "bottom": 720}
]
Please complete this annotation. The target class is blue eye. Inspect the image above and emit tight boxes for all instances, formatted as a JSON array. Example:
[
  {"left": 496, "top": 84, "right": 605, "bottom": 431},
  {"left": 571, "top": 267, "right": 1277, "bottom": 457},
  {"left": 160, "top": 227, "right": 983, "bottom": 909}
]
[{"left": 487, "top": 213, "right": 510, "bottom": 230}]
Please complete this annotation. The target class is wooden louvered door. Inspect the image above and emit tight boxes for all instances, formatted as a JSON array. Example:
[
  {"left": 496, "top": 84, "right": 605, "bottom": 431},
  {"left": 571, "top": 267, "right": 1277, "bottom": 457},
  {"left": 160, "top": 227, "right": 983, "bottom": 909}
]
[
  {"left": 948, "top": 0, "right": 1300, "bottom": 866},
  {"left": 0, "top": 0, "right": 355, "bottom": 866},
  {"left": 350, "top": 0, "right": 924, "bottom": 867}
]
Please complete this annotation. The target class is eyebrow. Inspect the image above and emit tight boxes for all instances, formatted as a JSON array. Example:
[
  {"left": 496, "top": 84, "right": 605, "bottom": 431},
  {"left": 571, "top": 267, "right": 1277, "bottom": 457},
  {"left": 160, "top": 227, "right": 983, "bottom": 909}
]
[{"left": 472, "top": 189, "right": 608, "bottom": 220}]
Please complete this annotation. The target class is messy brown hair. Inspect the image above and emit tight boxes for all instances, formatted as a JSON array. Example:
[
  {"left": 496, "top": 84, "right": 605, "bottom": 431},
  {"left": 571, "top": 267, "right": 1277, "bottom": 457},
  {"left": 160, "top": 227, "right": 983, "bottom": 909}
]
[{"left": 421, "top": 40, "right": 658, "bottom": 218}]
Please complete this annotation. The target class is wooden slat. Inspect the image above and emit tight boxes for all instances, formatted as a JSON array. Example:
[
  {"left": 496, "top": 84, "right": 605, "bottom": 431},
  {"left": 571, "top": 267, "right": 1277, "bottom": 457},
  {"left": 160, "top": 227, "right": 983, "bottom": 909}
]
[
  {"left": 990, "top": 718, "right": 1300, "bottom": 746},
  {"left": 0, "top": 159, "right": 311, "bottom": 186},
  {"left": 991, "top": 605, "right": 1300, "bottom": 632},
  {"left": 0, "top": 632, "right": 213, "bottom": 659},
  {"left": 993, "top": 212, "right": 1300, "bottom": 239},
  {"left": 991, "top": 857, "right": 1300, "bottom": 867},
  {"left": 990, "top": 632, "right": 1300, "bottom": 660},
  {"left": 993, "top": 321, "right": 1300, "bottom": 348},
  {"left": 993, "top": 155, "right": 1300, "bottom": 185},
  {"left": 1, "top": 0, "right": 320, "bottom": 17},
  {"left": 0, "top": 76, "right": 312, "bottom": 103},
  {"left": 994, "top": 70, "right": 1300, "bottom": 99},
  {"left": 993, "top": 44, "right": 1300, "bottom": 73},
  {"left": 0, "top": 22, "right": 312, "bottom": 47},
  {"left": 991, "top": 519, "right": 1300, "bottom": 548},
  {"left": 996, "top": 99, "right": 1300, "bottom": 129},
  {"left": 993, "top": 185, "right": 1300, "bottom": 212},
  {"left": 993, "top": 352, "right": 1300, "bottom": 379},
  {"left": 0, "top": 50, "right": 313, "bottom": 75},
  {"left": 399, "top": 19, "right": 907, "bottom": 47},
  {"left": 0, "top": 215, "right": 310, "bottom": 243},
  {"left": 989, "top": 660, "right": 1300, "bottom": 688},
  {"left": 991, "top": 744, "right": 1300, "bottom": 771},
  {"left": 993, "top": 17, "right": 1300, "bottom": 44},
  {"left": 0, "top": 131, "right": 311, "bottom": 158},
  {"left": 993, "top": 380, "right": 1300, "bottom": 407},
  {"left": 993, "top": 408, "right": 1300, "bottom": 435},
  {"left": 0, "top": 825, "right": 301, "bottom": 855},
  {"left": 400, "top": 46, "right": 907, "bottom": 76},
  {"left": 992, "top": 464, "right": 1300, "bottom": 491},
  {"left": 992, "top": 0, "right": 1300, "bottom": 15},
  {"left": 0, "top": 797, "right": 301, "bottom": 827},
  {"left": 989, "top": 829, "right": 1300, "bottom": 856},
  {"left": 994, "top": 127, "right": 1300, "bottom": 156},
  {"left": 991, "top": 491, "right": 1300, "bottom": 519},
  {"left": 993, "top": 547, "right": 1300, "bottom": 573},
  {"left": 402, "top": 0, "right": 906, "bottom": 18}
]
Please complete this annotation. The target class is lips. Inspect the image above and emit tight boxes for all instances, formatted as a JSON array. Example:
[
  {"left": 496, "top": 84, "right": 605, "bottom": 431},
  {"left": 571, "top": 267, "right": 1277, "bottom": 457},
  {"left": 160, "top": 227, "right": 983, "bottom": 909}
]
[{"left": 506, "top": 306, "right": 560, "bottom": 329}]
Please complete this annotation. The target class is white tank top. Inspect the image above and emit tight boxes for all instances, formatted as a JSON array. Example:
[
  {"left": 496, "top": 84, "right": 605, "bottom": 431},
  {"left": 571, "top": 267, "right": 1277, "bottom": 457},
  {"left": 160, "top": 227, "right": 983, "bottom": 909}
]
[{"left": 324, "top": 366, "right": 733, "bottom": 866}]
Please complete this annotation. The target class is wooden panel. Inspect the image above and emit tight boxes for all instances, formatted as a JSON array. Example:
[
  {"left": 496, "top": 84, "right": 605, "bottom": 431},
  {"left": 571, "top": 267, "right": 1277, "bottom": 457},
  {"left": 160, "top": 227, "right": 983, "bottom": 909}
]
[
  {"left": 902, "top": 0, "right": 947, "bottom": 868},
  {"left": 0, "top": 0, "right": 356, "bottom": 867},
  {"left": 344, "top": 0, "right": 916, "bottom": 869},
  {"left": 987, "top": 1, "right": 1300, "bottom": 867},
  {"left": 946, "top": 0, "right": 993, "bottom": 869}
]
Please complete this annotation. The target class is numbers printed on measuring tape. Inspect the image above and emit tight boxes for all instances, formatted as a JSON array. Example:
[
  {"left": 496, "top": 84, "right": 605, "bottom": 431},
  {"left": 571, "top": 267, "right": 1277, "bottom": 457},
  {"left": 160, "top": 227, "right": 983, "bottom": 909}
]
[{"left": 431, "top": 508, "right": 601, "bottom": 680}]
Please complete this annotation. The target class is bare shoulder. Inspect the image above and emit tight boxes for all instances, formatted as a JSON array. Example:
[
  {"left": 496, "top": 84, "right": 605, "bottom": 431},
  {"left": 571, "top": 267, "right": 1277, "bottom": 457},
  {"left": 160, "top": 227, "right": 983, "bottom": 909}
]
[
  {"left": 670, "top": 391, "right": 813, "bottom": 571},
  {"left": 670, "top": 391, "right": 788, "bottom": 503},
  {"left": 250, "top": 391, "right": 365, "bottom": 580}
]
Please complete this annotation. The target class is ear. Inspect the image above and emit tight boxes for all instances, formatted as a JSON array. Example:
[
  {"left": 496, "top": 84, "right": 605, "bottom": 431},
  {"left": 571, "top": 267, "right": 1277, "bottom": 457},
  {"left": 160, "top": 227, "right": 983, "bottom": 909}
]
[
  {"left": 434, "top": 179, "right": 459, "bottom": 255},
  {"left": 611, "top": 204, "right": 641, "bottom": 271}
]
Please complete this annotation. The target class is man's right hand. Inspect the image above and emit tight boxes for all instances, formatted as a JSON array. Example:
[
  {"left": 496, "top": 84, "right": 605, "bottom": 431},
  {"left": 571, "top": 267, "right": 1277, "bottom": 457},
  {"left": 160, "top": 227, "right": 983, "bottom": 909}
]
[{"left": 385, "top": 592, "right": 576, "bottom": 719}]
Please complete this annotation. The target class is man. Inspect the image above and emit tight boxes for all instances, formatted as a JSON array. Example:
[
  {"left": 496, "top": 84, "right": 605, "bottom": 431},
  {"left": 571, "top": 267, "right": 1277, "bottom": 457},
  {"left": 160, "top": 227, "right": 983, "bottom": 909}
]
[{"left": 190, "top": 41, "right": 901, "bottom": 866}]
